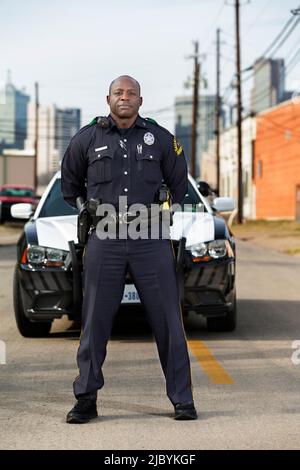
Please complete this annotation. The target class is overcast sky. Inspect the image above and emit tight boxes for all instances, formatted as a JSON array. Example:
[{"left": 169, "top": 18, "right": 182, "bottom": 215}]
[{"left": 1, "top": 0, "right": 300, "bottom": 131}]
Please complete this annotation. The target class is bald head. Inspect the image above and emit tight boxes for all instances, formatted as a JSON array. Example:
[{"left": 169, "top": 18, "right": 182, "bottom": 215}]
[
  {"left": 108, "top": 75, "right": 141, "bottom": 96},
  {"left": 107, "top": 75, "right": 143, "bottom": 127}
]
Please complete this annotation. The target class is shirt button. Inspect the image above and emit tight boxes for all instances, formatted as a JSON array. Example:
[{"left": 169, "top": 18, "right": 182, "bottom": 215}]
[
  {"left": 124, "top": 171, "right": 128, "bottom": 175},
  {"left": 124, "top": 188, "right": 128, "bottom": 192},
  {"left": 150, "top": 155, "right": 153, "bottom": 159},
  {"left": 124, "top": 139, "right": 127, "bottom": 142},
  {"left": 124, "top": 154, "right": 127, "bottom": 158}
]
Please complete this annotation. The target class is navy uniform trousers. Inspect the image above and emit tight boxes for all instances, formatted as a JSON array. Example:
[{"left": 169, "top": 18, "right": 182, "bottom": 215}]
[{"left": 73, "top": 232, "right": 194, "bottom": 406}]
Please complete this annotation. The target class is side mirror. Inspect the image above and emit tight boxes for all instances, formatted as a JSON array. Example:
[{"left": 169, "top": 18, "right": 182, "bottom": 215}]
[
  {"left": 11, "top": 203, "right": 33, "bottom": 220},
  {"left": 212, "top": 197, "right": 236, "bottom": 213},
  {"left": 197, "top": 181, "right": 213, "bottom": 197}
]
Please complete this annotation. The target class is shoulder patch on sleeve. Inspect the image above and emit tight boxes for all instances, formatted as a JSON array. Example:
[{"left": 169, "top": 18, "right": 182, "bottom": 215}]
[{"left": 173, "top": 137, "right": 183, "bottom": 156}]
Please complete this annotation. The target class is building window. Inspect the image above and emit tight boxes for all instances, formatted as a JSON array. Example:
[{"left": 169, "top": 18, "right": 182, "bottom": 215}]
[{"left": 257, "top": 160, "right": 263, "bottom": 178}]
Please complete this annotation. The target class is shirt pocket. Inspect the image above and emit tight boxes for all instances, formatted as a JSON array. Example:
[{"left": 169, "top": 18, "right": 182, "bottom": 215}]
[
  {"left": 89, "top": 151, "right": 113, "bottom": 183},
  {"left": 136, "top": 151, "right": 162, "bottom": 183}
]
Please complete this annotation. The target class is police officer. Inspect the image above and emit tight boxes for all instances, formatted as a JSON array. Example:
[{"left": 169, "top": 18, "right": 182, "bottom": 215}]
[{"left": 61, "top": 75, "right": 197, "bottom": 423}]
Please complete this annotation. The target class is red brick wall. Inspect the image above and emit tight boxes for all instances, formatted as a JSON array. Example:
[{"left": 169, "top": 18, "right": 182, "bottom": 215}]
[{"left": 255, "top": 101, "right": 300, "bottom": 219}]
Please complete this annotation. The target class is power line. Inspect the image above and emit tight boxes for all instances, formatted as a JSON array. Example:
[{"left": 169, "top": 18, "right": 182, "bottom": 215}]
[
  {"left": 246, "top": 0, "right": 273, "bottom": 31},
  {"left": 242, "top": 14, "right": 300, "bottom": 85},
  {"left": 243, "top": 55, "right": 300, "bottom": 112},
  {"left": 235, "top": 5, "right": 299, "bottom": 94},
  {"left": 284, "top": 34, "right": 300, "bottom": 61},
  {"left": 265, "top": 15, "right": 300, "bottom": 57},
  {"left": 261, "top": 11, "right": 297, "bottom": 57},
  {"left": 285, "top": 47, "right": 300, "bottom": 74},
  {"left": 201, "top": 1, "right": 226, "bottom": 52},
  {"left": 221, "top": 7, "right": 300, "bottom": 105}
]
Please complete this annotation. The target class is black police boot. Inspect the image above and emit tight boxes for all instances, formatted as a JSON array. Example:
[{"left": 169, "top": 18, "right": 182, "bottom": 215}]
[
  {"left": 66, "top": 392, "right": 98, "bottom": 424},
  {"left": 174, "top": 402, "right": 198, "bottom": 420}
]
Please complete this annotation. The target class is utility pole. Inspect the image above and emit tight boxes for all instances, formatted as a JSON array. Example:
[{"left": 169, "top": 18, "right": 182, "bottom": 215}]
[
  {"left": 235, "top": 0, "right": 243, "bottom": 224},
  {"left": 191, "top": 41, "right": 200, "bottom": 178},
  {"left": 215, "top": 28, "right": 221, "bottom": 196},
  {"left": 34, "top": 82, "right": 39, "bottom": 193}
]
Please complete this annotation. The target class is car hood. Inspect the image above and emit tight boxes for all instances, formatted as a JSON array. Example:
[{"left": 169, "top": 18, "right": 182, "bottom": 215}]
[
  {"left": 35, "top": 212, "right": 215, "bottom": 251},
  {"left": 36, "top": 216, "right": 78, "bottom": 252}
]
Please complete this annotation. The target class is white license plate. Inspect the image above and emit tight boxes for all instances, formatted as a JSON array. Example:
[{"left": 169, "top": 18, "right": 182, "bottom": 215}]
[{"left": 121, "top": 284, "right": 141, "bottom": 304}]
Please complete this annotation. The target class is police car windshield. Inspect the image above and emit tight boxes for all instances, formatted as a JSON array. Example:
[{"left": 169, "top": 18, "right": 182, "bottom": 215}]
[
  {"left": 38, "top": 179, "right": 78, "bottom": 218},
  {"left": 38, "top": 179, "right": 204, "bottom": 218}
]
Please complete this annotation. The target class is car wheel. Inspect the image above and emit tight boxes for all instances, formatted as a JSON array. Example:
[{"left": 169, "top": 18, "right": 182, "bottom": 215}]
[
  {"left": 207, "top": 294, "right": 237, "bottom": 332},
  {"left": 13, "top": 265, "right": 52, "bottom": 338}
]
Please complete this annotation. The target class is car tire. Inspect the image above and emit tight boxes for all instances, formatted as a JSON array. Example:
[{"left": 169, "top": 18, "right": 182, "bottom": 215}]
[
  {"left": 207, "top": 294, "right": 237, "bottom": 332},
  {"left": 13, "top": 265, "right": 52, "bottom": 338}
]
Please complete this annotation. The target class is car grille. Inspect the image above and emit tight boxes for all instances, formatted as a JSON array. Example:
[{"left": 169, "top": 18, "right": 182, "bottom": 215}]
[{"left": 20, "top": 270, "right": 72, "bottom": 291}]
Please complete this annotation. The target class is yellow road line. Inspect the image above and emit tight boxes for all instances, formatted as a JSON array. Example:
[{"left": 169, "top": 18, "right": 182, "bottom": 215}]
[{"left": 188, "top": 340, "right": 234, "bottom": 385}]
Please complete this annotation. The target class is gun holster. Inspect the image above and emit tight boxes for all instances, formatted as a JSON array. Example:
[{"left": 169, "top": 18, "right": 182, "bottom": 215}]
[
  {"left": 76, "top": 198, "right": 101, "bottom": 244},
  {"left": 77, "top": 205, "right": 91, "bottom": 245}
]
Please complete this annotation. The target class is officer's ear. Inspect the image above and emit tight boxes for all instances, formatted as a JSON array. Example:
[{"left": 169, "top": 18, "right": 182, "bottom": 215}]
[
  {"left": 139, "top": 96, "right": 143, "bottom": 107},
  {"left": 106, "top": 95, "right": 110, "bottom": 106}
]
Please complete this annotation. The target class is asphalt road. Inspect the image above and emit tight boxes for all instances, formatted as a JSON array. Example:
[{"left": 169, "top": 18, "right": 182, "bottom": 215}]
[{"left": 0, "top": 241, "right": 300, "bottom": 450}]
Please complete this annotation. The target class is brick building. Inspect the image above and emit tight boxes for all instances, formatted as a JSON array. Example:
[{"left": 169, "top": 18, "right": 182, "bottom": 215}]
[{"left": 255, "top": 100, "right": 300, "bottom": 220}]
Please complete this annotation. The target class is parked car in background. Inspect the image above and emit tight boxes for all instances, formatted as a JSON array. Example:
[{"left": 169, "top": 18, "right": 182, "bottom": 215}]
[
  {"left": 11, "top": 172, "right": 237, "bottom": 337},
  {"left": 0, "top": 185, "right": 37, "bottom": 223}
]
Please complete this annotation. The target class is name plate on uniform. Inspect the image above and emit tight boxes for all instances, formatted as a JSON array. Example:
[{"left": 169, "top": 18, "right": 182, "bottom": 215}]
[{"left": 122, "top": 284, "right": 141, "bottom": 304}]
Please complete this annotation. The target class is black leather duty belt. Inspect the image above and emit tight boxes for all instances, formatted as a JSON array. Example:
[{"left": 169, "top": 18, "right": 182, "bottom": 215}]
[{"left": 91, "top": 210, "right": 157, "bottom": 227}]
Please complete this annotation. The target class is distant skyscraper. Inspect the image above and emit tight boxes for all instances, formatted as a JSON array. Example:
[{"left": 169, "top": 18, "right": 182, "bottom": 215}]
[
  {"left": 251, "top": 57, "right": 286, "bottom": 114},
  {"left": 0, "top": 73, "right": 30, "bottom": 153},
  {"left": 55, "top": 107, "right": 81, "bottom": 160},
  {"left": 175, "top": 95, "right": 221, "bottom": 178},
  {"left": 25, "top": 104, "right": 81, "bottom": 187}
]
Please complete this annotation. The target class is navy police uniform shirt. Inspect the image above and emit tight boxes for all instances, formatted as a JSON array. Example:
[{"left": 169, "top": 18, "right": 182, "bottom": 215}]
[{"left": 61, "top": 114, "right": 188, "bottom": 209}]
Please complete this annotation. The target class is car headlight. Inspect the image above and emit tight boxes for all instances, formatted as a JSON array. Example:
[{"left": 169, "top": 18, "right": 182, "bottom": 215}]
[
  {"left": 46, "top": 248, "right": 65, "bottom": 263},
  {"left": 190, "top": 243, "right": 207, "bottom": 258},
  {"left": 208, "top": 240, "right": 227, "bottom": 259},
  {"left": 26, "top": 245, "right": 68, "bottom": 267},
  {"left": 27, "top": 245, "right": 45, "bottom": 265},
  {"left": 189, "top": 240, "right": 232, "bottom": 261}
]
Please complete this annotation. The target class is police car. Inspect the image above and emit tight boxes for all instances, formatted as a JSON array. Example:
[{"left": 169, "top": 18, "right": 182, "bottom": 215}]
[{"left": 11, "top": 172, "right": 236, "bottom": 337}]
